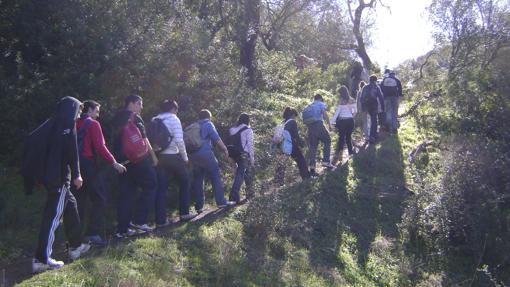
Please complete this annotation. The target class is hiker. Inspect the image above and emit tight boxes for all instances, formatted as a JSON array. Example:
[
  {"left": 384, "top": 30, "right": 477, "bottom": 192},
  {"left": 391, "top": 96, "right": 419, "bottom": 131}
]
[
  {"left": 302, "top": 94, "right": 334, "bottom": 176},
  {"left": 227, "top": 113, "right": 255, "bottom": 203},
  {"left": 360, "top": 75, "right": 385, "bottom": 143},
  {"left": 380, "top": 70, "right": 403, "bottom": 133},
  {"left": 274, "top": 107, "right": 310, "bottom": 185},
  {"left": 188, "top": 109, "right": 235, "bottom": 213},
  {"left": 21, "top": 97, "right": 90, "bottom": 273},
  {"left": 356, "top": 81, "right": 370, "bottom": 141},
  {"left": 75, "top": 100, "right": 127, "bottom": 246},
  {"left": 111, "top": 94, "right": 158, "bottom": 237},
  {"left": 330, "top": 86, "right": 357, "bottom": 165},
  {"left": 152, "top": 100, "right": 196, "bottom": 226}
]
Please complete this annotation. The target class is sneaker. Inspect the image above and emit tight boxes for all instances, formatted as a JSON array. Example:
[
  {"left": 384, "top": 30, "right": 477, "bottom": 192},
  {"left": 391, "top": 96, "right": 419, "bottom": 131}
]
[
  {"left": 179, "top": 213, "right": 197, "bottom": 221},
  {"left": 69, "top": 243, "right": 91, "bottom": 260},
  {"left": 130, "top": 222, "right": 154, "bottom": 232},
  {"left": 156, "top": 220, "right": 171, "bottom": 229},
  {"left": 309, "top": 170, "right": 320, "bottom": 177},
  {"left": 196, "top": 207, "right": 206, "bottom": 214},
  {"left": 218, "top": 201, "right": 236, "bottom": 208},
  {"left": 84, "top": 235, "right": 108, "bottom": 246},
  {"left": 321, "top": 161, "right": 335, "bottom": 168},
  {"left": 32, "top": 258, "right": 64, "bottom": 273},
  {"left": 115, "top": 228, "right": 139, "bottom": 238}
]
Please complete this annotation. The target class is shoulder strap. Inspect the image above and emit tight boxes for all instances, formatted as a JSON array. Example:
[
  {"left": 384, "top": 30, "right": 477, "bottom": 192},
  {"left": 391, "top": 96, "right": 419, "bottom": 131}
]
[{"left": 235, "top": 126, "right": 249, "bottom": 136}]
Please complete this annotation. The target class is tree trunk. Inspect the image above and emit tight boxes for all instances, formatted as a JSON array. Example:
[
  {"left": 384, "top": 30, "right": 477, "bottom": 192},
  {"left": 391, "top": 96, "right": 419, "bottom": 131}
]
[{"left": 239, "top": 0, "right": 260, "bottom": 88}]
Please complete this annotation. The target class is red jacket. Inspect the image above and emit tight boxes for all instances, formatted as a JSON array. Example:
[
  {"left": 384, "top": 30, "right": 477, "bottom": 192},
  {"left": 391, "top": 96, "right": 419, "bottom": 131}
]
[{"left": 76, "top": 116, "right": 115, "bottom": 164}]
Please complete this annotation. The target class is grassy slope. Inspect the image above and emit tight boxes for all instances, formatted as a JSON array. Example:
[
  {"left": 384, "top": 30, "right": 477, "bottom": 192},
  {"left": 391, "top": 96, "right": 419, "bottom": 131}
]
[{"left": 16, "top": 117, "right": 426, "bottom": 287}]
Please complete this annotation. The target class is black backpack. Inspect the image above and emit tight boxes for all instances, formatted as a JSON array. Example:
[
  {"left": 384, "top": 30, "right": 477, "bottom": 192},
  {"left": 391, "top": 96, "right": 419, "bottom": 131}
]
[
  {"left": 226, "top": 126, "right": 249, "bottom": 160},
  {"left": 77, "top": 118, "right": 92, "bottom": 154},
  {"left": 148, "top": 117, "right": 173, "bottom": 153},
  {"left": 361, "top": 84, "right": 379, "bottom": 111}
]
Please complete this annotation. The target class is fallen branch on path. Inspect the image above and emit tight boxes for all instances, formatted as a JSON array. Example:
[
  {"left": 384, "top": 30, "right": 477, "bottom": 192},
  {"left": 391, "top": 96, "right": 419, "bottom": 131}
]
[
  {"left": 408, "top": 139, "right": 435, "bottom": 164},
  {"left": 399, "top": 90, "right": 441, "bottom": 118}
]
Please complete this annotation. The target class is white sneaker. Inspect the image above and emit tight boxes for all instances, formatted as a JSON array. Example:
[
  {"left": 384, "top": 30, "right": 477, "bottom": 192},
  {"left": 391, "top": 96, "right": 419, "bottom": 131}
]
[
  {"left": 32, "top": 258, "right": 64, "bottom": 273},
  {"left": 115, "top": 228, "right": 140, "bottom": 239},
  {"left": 69, "top": 243, "right": 91, "bottom": 260},
  {"left": 218, "top": 201, "right": 236, "bottom": 208},
  {"left": 130, "top": 222, "right": 154, "bottom": 232},
  {"left": 180, "top": 213, "right": 197, "bottom": 221},
  {"left": 321, "top": 161, "right": 335, "bottom": 168}
]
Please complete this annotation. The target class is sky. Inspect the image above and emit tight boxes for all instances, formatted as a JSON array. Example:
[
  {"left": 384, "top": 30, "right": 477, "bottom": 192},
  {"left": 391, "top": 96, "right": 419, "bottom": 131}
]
[{"left": 368, "top": 0, "right": 435, "bottom": 70}]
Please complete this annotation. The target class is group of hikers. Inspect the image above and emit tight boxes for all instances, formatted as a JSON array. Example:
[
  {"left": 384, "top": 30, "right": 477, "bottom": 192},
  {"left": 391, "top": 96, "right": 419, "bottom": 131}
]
[{"left": 20, "top": 69, "right": 402, "bottom": 274}]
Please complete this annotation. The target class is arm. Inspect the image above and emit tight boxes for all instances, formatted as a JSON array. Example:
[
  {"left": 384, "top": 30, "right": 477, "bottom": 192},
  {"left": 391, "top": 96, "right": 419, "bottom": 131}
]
[
  {"left": 330, "top": 106, "right": 340, "bottom": 126},
  {"left": 172, "top": 117, "right": 188, "bottom": 162},
  {"left": 246, "top": 128, "right": 254, "bottom": 165},
  {"left": 286, "top": 120, "right": 304, "bottom": 148},
  {"left": 69, "top": 131, "right": 82, "bottom": 189},
  {"left": 322, "top": 109, "right": 331, "bottom": 130},
  {"left": 216, "top": 139, "right": 229, "bottom": 158},
  {"left": 397, "top": 78, "right": 403, "bottom": 97},
  {"left": 135, "top": 115, "right": 158, "bottom": 166},
  {"left": 208, "top": 122, "right": 229, "bottom": 158}
]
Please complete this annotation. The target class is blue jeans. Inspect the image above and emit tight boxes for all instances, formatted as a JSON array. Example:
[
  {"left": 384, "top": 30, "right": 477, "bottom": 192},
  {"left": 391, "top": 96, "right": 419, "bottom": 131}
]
[
  {"left": 156, "top": 154, "right": 191, "bottom": 222},
  {"left": 190, "top": 151, "right": 227, "bottom": 210},
  {"left": 229, "top": 153, "right": 253, "bottom": 202},
  {"left": 117, "top": 157, "right": 157, "bottom": 233},
  {"left": 385, "top": 96, "right": 400, "bottom": 131}
]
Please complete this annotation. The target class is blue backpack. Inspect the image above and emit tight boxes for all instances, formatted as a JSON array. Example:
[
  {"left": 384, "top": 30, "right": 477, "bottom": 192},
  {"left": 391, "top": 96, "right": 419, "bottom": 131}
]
[{"left": 302, "top": 104, "right": 317, "bottom": 125}]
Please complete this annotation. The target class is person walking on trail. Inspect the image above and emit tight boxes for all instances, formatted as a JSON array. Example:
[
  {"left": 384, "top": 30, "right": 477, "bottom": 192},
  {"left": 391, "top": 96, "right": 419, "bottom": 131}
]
[
  {"left": 153, "top": 100, "right": 196, "bottom": 226},
  {"left": 274, "top": 107, "right": 311, "bottom": 185},
  {"left": 302, "top": 94, "right": 334, "bottom": 176},
  {"left": 380, "top": 70, "right": 403, "bottom": 134},
  {"left": 360, "top": 75, "right": 385, "bottom": 143},
  {"left": 21, "top": 97, "right": 91, "bottom": 273},
  {"left": 111, "top": 94, "right": 158, "bottom": 238},
  {"left": 188, "top": 109, "right": 235, "bottom": 213},
  {"left": 227, "top": 113, "right": 255, "bottom": 204},
  {"left": 356, "top": 81, "right": 370, "bottom": 141},
  {"left": 75, "top": 100, "right": 126, "bottom": 246},
  {"left": 330, "top": 86, "right": 357, "bottom": 165}
]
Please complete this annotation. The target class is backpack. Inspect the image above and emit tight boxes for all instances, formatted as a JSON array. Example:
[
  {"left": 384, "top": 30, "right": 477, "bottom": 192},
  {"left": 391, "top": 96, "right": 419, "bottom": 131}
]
[
  {"left": 361, "top": 84, "right": 379, "bottom": 111},
  {"left": 381, "top": 76, "right": 399, "bottom": 97},
  {"left": 272, "top": 119, "right": 292, "bottom": 144},
  {"left": 226, "top": 126, "right": 249, "bottom": 160},
  {"left": 147, "top": 117, "right": 173, "bottom": 153},
  {"left": 302, "top": 104, "right": 317, "bottom": 125},
  {"left": 183, "top": 122, "right": 203, "bottom": 153},
  {"left": 281, "top": 129, "right": 292, "bottom": 155},
  {"left": 121, "top": 113, "right": 149, "bottom": 163},
  {"left": 77, "top": 118, "right": 92, "bottom": 155}
]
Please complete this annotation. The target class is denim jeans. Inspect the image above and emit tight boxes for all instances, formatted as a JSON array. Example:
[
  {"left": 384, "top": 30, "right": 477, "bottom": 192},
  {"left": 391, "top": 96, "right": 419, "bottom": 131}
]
[
  {"left": 307, "top": 121, "right": 331, "bottom": 167},
  {"left": 359, "top": 112, "right": 370, "bottom": 140},
  {"left": 369, "top": 110, "right": 379, "bottom": 140},
  {"left": 229, "top": 153, "right": 253, "bottom": 202},
  {"left": 117, "top": 157, "right": 157, "bottom": 233},
  {"left": 156, "top": 154, "right": 191, "bottom": 223},
  {"left": 384, "top": 96, "right": 400, "bottom": 131},
  {"left": 190, "top": 151, "right": 227, "bottom": 210}
]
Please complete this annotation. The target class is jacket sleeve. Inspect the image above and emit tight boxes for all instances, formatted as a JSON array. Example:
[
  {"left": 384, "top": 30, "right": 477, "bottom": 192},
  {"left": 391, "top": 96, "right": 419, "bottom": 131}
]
[
  {"left": 68, "top": 132, "right": 81, "bottom": 180},
  {"left": 173, "top": 117, "right": 188, "bottom": 161},
  {"left": 90, "top": 121, "right": 115, "bottom": 164},
  {"left": 397, "top": 79, "right": 403, "bottom": 97},
  {"left": 377, "top": 86, "right": 385, "bottom": 111},
  {"left": 330, "top": 106, "right": 340, "bottom": 126},
  {"left": 245, "top": 128, "right": 254, "bottom": 163}
]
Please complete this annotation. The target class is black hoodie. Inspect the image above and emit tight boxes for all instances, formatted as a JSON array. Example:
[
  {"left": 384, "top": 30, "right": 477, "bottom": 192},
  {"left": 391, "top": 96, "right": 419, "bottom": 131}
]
[{"left": 21, "top": 97, "right": 82, "bottom": 194}]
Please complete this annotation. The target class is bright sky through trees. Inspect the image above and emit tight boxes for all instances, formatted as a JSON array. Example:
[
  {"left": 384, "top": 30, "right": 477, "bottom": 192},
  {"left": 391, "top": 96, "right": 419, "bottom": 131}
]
[{"left": 369, "top": 0, "right": 434, "bottom": 70}]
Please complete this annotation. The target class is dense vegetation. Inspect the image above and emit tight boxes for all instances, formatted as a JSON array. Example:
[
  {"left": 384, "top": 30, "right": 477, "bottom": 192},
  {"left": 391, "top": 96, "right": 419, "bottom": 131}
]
[{"left": 0, "top": 0, "right": 509, "bottom": 286}]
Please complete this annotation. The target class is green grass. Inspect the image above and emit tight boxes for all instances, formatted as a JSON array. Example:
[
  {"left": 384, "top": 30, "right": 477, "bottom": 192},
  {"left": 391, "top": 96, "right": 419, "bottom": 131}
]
[{"left": 16, "top": 116, "right": 430, "bottom": 286}]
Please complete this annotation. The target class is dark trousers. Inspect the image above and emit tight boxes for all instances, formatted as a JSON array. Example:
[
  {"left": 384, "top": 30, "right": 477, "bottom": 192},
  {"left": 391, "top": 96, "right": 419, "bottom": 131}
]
[
  {"left": 117, "top": 157, "right": 157, "bottom": 233},
  {"left": 156, "top": 154, "right": 191, "bottom": 222},
  {"left": 307, "top": 121, "right": 331, "bottom": 167},
  {"left": 335, "top": 118, "right": 355, "bottom": 155},
  {"left": 229, "top": 153, "right": 254, "bottom": 202},
  {"left": 74, "top": 157, "right": 107, "bottom": 237},
  {"left": 369, "top": 110, "right": 379, "bottom": 140},
  {"left": 35, "top": 183, "right": 82, "bottom": 262}
]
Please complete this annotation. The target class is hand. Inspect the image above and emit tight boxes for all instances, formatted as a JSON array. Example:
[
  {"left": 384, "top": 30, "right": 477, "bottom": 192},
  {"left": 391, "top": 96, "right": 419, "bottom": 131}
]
[
  {"left": 152, "top": 156, "right": 159, "bottom": 167},
  {"left": 113, "top": 162, "right": 127, "bottom": 174},
  {"left": 223, "top": 149, "right": 229, "bottom": 159},
  {"left": 73, "top": 176, "right": 83, "bottom": 189}
]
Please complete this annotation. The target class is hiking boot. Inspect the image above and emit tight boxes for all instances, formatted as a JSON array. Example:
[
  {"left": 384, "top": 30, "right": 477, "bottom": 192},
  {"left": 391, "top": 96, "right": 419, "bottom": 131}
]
[
  {"left": 130, "top": 222, "right": 154, "bottom": 232},
  {"left": 84, "top": 235, "right": 107, "bottom": 246},
  {"left": 115, "top": 228, "right": 140, "bottom": 239},
  {"left": 69, "top": 243, "right": 91, "bottom": 260},
  {"left": 218, "top": 201, "right": 236, "bottom": 208},
  {"left": 180, "top": 213, "right": 197, "bottom": 221},
  {"left": 32, "top": 258, "right": 64, "bottom": 273}
]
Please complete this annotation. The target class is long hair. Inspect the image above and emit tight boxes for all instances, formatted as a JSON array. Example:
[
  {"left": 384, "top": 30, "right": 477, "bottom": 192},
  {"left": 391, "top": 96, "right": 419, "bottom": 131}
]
[{"left": 338, "top": 85, "right": 353, "bottom": 105}]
